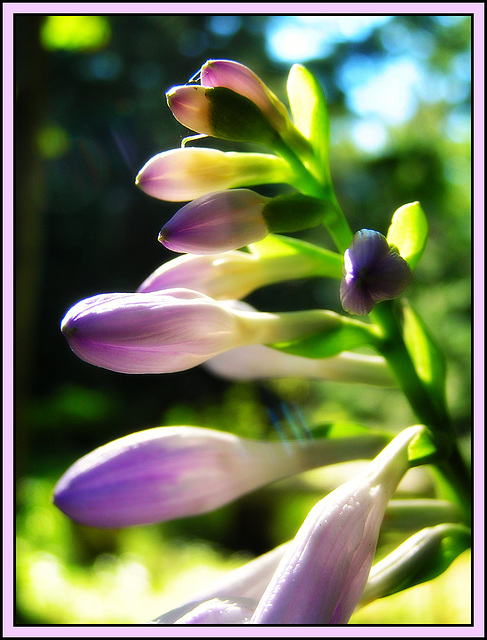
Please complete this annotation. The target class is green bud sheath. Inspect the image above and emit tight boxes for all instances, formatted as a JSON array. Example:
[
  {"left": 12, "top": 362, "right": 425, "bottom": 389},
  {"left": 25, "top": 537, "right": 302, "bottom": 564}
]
[
  {"left": 207, "top": 87, "right": 283, "bottom": 149},
  {"left": 262, "top": 193, "right": 328, "bottom": 233}
]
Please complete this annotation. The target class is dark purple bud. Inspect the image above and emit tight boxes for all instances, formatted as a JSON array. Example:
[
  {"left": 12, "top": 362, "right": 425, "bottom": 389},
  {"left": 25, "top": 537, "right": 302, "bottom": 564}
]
[{"left": 340, "top": 229, "right": 412, "bottom": 315}]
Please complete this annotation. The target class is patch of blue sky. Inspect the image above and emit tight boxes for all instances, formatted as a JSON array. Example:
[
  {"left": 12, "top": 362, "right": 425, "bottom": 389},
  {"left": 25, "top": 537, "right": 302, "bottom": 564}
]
[
  {"left": 265, "top": 15, "right": 392, "bottom": 63},
  {"left": 341, "top": 57, "right": 421, "bottom": 125}
]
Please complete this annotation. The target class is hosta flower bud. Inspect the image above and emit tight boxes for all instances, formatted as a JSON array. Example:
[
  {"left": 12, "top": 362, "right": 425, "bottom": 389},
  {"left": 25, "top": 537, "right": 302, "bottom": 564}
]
[
  {"left": 53, "top": 425, "right": 389, "bottom": 528},
  {"left": 249, "top": 425, "right": 425, "bottom": 624},
  {"left": 158, "top": 190, "right": 269, "bottom": 254},
  {"left": 340, "top": 229, "right": 413, "bottom": 316},
  {"left": 200, "top": 59, "right": 290, "bottom": 134},
  {"left": 135, "top": 147, "right": 294, "bottom": 202},
  {"left": 159, "top": 190, "right": 329, "bottom": 255},
  {"left": 166, "top": 85, "right": 282, "bottom": 149},
  {"left": 61, "top": 288, "right": 353, "bottom": 374},
  {"left": 137, "top": 241, "right": 338, "bottom": 301},
  {"left": 200, "top": 59, "right": 312, "bottom": 158},
  {"left": 60, "top": 289, "right": 242, "bottom": 374}
]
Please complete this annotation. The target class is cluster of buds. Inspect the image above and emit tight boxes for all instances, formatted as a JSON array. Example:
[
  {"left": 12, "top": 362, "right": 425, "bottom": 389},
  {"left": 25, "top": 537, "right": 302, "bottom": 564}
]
[{"left": 55, "top": 59, "right": 466, "bottom": 625}]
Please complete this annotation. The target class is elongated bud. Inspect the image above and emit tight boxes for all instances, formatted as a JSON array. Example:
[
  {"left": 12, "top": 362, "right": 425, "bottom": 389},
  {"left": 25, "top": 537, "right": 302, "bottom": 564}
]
[
  {"left": 159, "top": 189, "right": 269, "bottom": 254},
  {"left": 135, "top": 147, "right": 294, "bottom": 202},
  {"left": 53, "top": 425, "right": 389, "bottom": 528},
  {"left": 159, "top": 190, "right": 330, "bottom": 255},
  {"left": 250, "top": 425, "right": 425, "bottom": 624},
  {"left": 61, "top": 288, "right": 361, "bottom": 374},
  {"left": 200, "top": 59, "right": 312, "bottom": 158},
  {"left": 200, "top": 59, "right": 290, "bottom": 134},
  {"left": 340, "top": 229, "right": 413, "bottom": 315},
  {"left": 60, "top": 289, "right": 241, "bottom": 374},
  {"left": 137, "top": 239, "right": 340, "bottom": 300},
  {"left": 166, "top": 85, "right": 283, "bottom": 150}
]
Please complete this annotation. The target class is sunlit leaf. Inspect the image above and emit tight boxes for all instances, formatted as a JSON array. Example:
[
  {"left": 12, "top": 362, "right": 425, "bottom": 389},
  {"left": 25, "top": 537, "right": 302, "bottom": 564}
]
[
  {"left": 386, "top": 202, "right": 428, "bottom": 269},
  {"left": 269, "top": 314, "right": 376, "bottom": 359},
  {"left": 401, "top": 300, "right": 447, "bottom": 406},
  {"left": 286, "top": 64, "right": 330, "bottom": 180},
  {"left": 407, "top": 426, "right": 437, "bottom": 466}
]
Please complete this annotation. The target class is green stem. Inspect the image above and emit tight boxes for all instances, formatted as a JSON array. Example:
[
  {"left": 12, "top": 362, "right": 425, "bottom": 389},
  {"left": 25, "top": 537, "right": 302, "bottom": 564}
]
[
  {"left": 275, "top": 139, "right": 353, "bottom": 253},
  {"left": 371, "top": 301, "right": 471, "bottom": 521}
]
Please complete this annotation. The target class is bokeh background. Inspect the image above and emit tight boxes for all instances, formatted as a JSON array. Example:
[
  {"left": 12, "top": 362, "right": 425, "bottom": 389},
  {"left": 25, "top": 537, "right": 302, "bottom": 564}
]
[{"left": 14, "top": 13, "right": 472, "bottom": 625}]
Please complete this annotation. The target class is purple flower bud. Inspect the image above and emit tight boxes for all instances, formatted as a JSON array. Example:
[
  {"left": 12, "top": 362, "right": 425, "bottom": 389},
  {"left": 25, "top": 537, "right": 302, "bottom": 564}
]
[
  {"left": 54, "top": 425, "right": 378, "bottom": 529},
  {"left": 166, "top": 84, "right": 281, "bottom": 149},
  {"left": 61, "top": 289, "right": 356, "bottom": 375},
  {"left": 60, "top": 289, "right": 242, "bottom": 374},
  {"left": 340, "top": 229, "right": 413, "bottom": 315},
  {"left": 249, "top": 425, "right": 425, "bottom": 624},
  {"left": 137, "top": 251, "right": 269, "bottom": 300},
  {"left": 159, "top": 189, "right": 269, "bottom": 254},
  {"left": 199, "top": 59, "right": 312, "bottom": 158},
  {"left": 136, "top": 240, "right": 333, "bottom": 301},
  {"left": 200, "top": 59, "right": 289, "bottom": 133},
  {"left": 166, "top": 85, "right": 214, "bottom": 136},
  {"left": 135, "top": 147, "right": 293, "bottom": 203}
]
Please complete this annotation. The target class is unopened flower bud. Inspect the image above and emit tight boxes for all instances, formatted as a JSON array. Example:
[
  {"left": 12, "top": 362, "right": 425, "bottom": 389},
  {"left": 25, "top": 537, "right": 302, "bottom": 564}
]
[
  {"left": 53, "top": 425, "right": 389, "bottom": 528},
  {"left": 60, "top": 289, "right": 242, "bottom": 374},
  {"left": 200, "top": 59, "right": 289, "bottom": 134},
  {"left": 250, "top": 425, "right": 425, "bottom": 624},
  {"left": 166, "top": 85, "right": 282, "bottom": 150},
  {"left": 200, "top": 59, "right": 312, "bottom": 158},
  {"left": 137, "top": 239, "right": 340, "bottom": 300},
  {"left": 159, "top": 189, "right": 329, "bottom": 255},
  {"left": 159, "top": 189, "right": 269, "bottom": 254},
  {"left": 135, "top": 147, "right": 294, "bottom": 202},
  {"left": 61, "top": 288, "right": 356, "bottom": 374},
  {"left": 340, "top": 229, "right": 413, "bottom": 316}
]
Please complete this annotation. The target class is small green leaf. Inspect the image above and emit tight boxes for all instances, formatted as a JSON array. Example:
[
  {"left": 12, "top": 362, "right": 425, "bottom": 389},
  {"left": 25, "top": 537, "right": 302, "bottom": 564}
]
[
  {"left": 407, "top": 427, "right": 438, "bottom": 466},
  {"left": 402, "top": 300, "right": 447, "bottom": 406},
  {"left": 286, "top": 64, "right": 330, "bottom": 179},
  {"left": 269, "top": 314, "right": 376, "bottom": 359},
  {"left": 386, "top": 202, "right": 428, "bottom": 269},
  {"left": 248, "top": 234, "right": 343, "bottom": 280}
]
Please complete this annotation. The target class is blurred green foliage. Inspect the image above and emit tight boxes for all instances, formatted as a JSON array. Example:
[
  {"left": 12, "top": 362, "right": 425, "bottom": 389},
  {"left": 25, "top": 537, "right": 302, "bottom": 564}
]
[{"left": 14, "top": 13, "right": 471, "bottom": 625}]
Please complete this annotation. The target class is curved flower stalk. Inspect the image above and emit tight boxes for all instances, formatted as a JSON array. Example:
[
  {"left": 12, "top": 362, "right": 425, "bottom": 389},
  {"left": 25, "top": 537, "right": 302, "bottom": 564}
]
[
  {"left": 60, "top": 288, "right": 373, "bottom": 375},
  {"left": 204, "top": 344, "right": 395, "bottom": 386},
  {"left": 135, "top": 147, "right": 295, "bottom": 202},
  {"left": 53, "top": 425, "right": 391, "bottom": 528},
  {"left": 136, "top": 244, "right": 342, "bottom": 300},
  {"left": 340, "top": 229, "right": 413, "bottom": 316}
]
